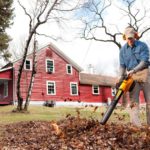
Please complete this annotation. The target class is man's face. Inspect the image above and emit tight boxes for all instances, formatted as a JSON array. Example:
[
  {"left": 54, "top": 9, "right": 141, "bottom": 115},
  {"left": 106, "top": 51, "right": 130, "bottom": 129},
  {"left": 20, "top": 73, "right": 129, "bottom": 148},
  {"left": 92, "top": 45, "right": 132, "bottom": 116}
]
[{"left": 126, "top": 37, "right": 135, "bottom": 47}]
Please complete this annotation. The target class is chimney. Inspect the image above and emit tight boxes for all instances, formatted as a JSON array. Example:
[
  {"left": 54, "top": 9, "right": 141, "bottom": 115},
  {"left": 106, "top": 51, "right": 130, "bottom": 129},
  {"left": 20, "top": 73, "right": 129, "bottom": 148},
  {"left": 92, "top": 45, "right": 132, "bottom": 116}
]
[{"left": 87, "top": 64, "right": 95, "bottom": 74}]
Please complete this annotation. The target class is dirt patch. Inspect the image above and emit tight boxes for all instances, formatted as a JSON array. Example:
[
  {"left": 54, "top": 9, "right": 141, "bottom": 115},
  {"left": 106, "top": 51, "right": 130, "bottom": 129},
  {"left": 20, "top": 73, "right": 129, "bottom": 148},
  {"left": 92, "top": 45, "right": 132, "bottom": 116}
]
[{"left": 0, "top": 116, "right": 150, "bottom": 150}]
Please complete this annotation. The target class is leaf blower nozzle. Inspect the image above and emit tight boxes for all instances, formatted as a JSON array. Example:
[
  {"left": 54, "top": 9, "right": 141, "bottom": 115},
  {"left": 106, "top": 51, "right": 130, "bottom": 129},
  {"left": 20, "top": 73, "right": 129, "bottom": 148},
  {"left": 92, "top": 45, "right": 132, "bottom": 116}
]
[{"left": 100, "top": 77, "right": 135, "bottom": 125}]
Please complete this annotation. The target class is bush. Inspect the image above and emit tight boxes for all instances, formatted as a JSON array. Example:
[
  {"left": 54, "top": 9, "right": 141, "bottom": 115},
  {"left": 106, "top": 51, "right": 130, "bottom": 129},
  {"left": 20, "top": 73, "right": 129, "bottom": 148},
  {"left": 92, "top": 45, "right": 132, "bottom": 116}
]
[{"left": 43, "top": 100, "right": 56, "bottom": 107}]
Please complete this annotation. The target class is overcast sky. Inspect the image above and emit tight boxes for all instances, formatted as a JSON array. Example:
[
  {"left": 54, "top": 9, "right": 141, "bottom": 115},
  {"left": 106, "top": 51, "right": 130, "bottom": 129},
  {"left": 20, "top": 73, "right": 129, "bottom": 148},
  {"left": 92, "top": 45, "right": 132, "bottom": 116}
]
[{"left": 6, "top": 0, "right": 150, "bottom": 77}]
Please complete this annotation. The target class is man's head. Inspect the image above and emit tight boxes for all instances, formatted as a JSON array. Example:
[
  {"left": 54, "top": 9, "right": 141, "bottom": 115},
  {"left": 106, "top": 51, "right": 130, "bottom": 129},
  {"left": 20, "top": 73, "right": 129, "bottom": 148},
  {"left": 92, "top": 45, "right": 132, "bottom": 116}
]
[
  {"left": 124, "top": 27, "right": 136, "bottom": 39},
  {"left": 123, "top": 27, "right": 139, "bottom": 47}
]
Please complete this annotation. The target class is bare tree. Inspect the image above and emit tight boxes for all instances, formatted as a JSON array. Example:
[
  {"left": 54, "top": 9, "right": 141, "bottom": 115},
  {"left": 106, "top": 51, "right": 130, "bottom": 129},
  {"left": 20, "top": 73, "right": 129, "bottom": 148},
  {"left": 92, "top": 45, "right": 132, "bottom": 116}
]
[
  {"left": 10, "top": 36, "right": 33, "bottom": 61},
  {"left": 80, "top": 0, "right": 150, "bottom": 49},
  {"left": 78, "top": 0, "right": 150, "bottom": 107},
  {"left": 16, "top": 0, "right": 80, "bottom": 111}
]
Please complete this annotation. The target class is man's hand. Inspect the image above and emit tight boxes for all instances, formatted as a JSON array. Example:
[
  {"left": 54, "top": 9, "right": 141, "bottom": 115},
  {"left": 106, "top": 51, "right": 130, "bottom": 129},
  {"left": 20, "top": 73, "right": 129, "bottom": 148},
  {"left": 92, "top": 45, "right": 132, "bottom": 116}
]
[{"left": 127, "top": 69, "right": 135, "bottom": 77}]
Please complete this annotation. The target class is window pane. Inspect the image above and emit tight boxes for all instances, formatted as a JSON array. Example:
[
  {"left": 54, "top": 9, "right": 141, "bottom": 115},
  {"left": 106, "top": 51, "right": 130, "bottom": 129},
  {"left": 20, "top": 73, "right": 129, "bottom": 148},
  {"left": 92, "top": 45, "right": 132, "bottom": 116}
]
[
  {"left": 71, "top": 84, "right": 77, "bottom": 94},
  {"left": 26, "top": 60, "right": 31, "bottom": 70},
  {"left": 48, "top": 82, "right": 55, "bottom": 94},
  {"left": 111, "top": 88, "right": 116, "bottom": 96},
  {"left": 93, "top": 85, "right": 99, "bottom": 94},
  {"left": 47, "top": 60, "right": 54, "bottom": 72},
  {"left": 67, "top": 65, "right": 71, "bottom": 73},
  {"left": 4, "top": 81, "right": 8, "bottom": 97}
]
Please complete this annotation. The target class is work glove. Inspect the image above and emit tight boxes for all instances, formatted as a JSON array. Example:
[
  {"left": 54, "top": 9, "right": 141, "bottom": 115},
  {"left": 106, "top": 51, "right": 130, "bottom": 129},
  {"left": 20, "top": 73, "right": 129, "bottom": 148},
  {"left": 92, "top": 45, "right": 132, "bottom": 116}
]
[{"left": 127, "top": 69, "right": 135, "bottom": 77}]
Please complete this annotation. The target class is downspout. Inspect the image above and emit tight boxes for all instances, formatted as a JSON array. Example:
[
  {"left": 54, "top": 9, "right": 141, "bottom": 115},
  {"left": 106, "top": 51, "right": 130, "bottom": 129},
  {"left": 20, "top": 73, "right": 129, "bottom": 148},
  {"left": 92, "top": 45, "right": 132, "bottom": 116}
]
[
  {"left": 78, "top": 72, "right": 81, "bottom": 102},
  {"left": 12, "top": 66, "right": 16, "bottom": 105}
]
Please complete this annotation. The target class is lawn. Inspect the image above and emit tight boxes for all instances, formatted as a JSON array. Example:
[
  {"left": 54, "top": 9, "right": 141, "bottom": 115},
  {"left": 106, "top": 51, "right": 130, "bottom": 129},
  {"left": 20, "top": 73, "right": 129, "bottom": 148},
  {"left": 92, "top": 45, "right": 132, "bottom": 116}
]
[{"left": 0, "top": 104, "right": 146, "bottom": 125}]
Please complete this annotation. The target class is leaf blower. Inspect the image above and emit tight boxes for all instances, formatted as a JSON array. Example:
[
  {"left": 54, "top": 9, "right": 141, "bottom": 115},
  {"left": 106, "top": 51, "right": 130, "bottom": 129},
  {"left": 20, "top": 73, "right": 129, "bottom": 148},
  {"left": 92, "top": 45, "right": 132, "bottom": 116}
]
[{"left": 100, "top": 76, "right": 135, "bottom": 125}]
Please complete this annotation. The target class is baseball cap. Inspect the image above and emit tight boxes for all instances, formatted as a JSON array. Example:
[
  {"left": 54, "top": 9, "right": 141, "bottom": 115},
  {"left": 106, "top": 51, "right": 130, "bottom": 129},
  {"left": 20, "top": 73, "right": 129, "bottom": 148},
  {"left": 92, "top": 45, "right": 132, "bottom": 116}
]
[{"left": 124, "top": 27, "right": 136, "bottom": 39}]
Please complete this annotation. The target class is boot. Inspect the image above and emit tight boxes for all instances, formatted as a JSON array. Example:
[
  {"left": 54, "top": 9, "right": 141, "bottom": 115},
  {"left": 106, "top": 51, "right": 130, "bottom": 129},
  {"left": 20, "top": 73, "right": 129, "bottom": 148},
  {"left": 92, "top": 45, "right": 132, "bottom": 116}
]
[
  {"left": 129, "top": 105, "right": 141, "bottom": 126},
  {"left": 146, "top": 104, "right": 150, "bottom": 125}
]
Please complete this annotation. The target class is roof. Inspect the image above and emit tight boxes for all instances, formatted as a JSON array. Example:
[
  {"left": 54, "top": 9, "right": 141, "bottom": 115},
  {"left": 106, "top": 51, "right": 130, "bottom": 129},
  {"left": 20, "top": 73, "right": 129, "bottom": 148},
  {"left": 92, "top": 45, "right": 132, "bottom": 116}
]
[
  {"left": 48, "top": 43, "right": 83, "bottom": 72},
  {"left": 0, "top": 67, "right": 13, "bottom": 72},
  {"left": 0, "top": 67, "right": 13, "bottom": 80},
  {"left": 2, "top": 42, "right": 83, "bottom": 72},
  {"left": 80, "top": 73, "right": 117, "bottom": 87},
  {"left": 1, "top": 62, "right": 13, "bottom": 69}
]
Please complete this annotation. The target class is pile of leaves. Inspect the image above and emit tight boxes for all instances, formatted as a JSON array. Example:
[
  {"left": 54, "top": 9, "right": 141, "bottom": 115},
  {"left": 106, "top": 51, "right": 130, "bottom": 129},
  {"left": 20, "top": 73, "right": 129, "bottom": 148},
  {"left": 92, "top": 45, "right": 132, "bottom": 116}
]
[{"left": 0, "top": 116, "right": 150, "bottom": 150}]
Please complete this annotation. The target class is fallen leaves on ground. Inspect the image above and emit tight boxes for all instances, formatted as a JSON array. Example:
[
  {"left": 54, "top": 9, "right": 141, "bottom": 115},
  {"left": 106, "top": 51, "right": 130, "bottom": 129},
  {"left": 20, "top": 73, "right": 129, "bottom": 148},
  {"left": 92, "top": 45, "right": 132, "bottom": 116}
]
[{"left": 0, "top": 116, "right": 150, "bottom": 150}]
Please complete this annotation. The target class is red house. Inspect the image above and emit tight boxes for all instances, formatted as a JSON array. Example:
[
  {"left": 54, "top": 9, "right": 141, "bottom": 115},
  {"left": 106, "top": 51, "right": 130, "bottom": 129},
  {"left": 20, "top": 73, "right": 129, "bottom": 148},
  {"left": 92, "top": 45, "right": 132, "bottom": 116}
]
[
  {"left": 79, "top": 73, "right": 116, "bottom": 104},
  {"left": 0, "top": 67, "right": 13, "bottom": 104},
  {"left": 0, "top": 43, "right": 145, "bottom": 105}
]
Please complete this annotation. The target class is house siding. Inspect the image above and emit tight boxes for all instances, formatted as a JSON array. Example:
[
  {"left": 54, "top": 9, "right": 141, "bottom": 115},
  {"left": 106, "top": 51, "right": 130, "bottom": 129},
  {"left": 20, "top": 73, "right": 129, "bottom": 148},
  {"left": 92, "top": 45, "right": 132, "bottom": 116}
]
[
  {"left": 0, "top": 43, "right": 146, "bottom": 105},
  {"left": 0, "top": 80, "right": 13, "bottom": 104},
  {"left": 13, "top": 47, "right": 80, "bottom": 102},
  {"left": 79, "top": 84, "right": 113, "bottom": 103}
]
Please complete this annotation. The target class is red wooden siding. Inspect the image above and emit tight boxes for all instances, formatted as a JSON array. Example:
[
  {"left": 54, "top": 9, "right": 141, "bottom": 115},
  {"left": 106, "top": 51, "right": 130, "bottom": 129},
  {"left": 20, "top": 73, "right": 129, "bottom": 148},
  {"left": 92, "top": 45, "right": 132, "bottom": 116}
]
[
  {"left": 0, "top": 80, "right": 13, "bottom": 104},
  {"left": 79, "top": 84, "right": 113, "bottom": 103},
  {"left": 0, "top": 43, "right": 146, "bottom": 105},
  {"left": 13, "top": 47, "right": 80, "bottom": 102},
  {"left": 0, "top": 68, "right": 13, "bottom": 104},
  {"left": 0, "top": 69, "right": 13, "bottom": 80},
  {"left": 139, "top": 91, "right": 145, "bottom": 103}
]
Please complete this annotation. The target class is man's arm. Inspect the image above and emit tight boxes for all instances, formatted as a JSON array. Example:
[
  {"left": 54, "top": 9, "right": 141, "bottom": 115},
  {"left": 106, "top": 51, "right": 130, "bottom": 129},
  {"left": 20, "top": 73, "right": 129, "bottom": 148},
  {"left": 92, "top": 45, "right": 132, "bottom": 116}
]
[
  {"left": 133, "top": 61, "right": 148, "bottom": 73},
  {"left": 119, "top": 66, "right": 126, "bottom": 81}
]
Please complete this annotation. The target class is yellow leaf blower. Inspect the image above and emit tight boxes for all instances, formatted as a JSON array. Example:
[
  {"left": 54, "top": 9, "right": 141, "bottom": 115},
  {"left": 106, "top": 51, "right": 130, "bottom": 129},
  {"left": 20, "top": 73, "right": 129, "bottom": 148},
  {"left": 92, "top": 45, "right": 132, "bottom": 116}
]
[{"left": 100, "top": 76, "right": 135, "bottom": 125}]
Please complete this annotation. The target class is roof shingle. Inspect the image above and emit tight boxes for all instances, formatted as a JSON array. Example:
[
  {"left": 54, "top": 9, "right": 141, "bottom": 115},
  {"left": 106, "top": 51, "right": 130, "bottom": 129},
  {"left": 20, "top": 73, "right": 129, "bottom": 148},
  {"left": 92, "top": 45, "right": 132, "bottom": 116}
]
[{"left": 80, "top": 73, "right": 117, "bottom": 87}]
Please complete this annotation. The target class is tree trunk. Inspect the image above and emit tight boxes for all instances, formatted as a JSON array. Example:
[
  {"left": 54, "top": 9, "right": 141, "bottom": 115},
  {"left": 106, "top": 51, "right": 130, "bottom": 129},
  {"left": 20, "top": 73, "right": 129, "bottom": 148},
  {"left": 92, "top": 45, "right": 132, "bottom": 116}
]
[
  {"left": 24, "top": 40, "right": 37, "bottom": 111},
  {"left": 16, "top": 31, "right": 35, "bottom": 111},
  {"left": 17, "top": 97, "right": 23, "bottom": 111},
  {"left": 16, "top": 57, "right": 26, "bottom": 111},
  {"left": 24, "top": 72, "right": 36, "bottom": 111}
]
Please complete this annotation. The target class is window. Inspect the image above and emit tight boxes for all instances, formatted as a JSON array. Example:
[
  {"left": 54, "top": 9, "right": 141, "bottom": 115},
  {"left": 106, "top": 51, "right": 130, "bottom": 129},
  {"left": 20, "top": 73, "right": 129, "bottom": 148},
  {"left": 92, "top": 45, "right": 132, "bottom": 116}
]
[
  {"left": 70, "top": 82, "right": 78, "bottom": 95},
  {"left": 25, "top": 59, "right": 32, "bottom": 70},
  {"left": 92, "top": 85, "right": 99, "bottom": 95},
  {"left": 111, "top": 88, "right": 116, "bottom": 96},
  {"left": 46, "top": 59, "right": 54, "bottom": 73},
  {"left": 4, "top": 81, "right": 8, "bottom": 97},
  {"left": 66, "top": 64, "right": 72, "bottom": 74},
  {"left": 47, "top": 81, "right": 56, "bottom": 95}
]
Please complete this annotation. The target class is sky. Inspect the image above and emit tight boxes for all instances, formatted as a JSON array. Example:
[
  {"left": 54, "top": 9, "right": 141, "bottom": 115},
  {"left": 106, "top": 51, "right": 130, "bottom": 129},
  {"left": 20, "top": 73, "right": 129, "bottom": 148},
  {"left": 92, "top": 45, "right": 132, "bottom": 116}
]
[{"left": 6, "top": 0, "right": 150, "bottom": 77}]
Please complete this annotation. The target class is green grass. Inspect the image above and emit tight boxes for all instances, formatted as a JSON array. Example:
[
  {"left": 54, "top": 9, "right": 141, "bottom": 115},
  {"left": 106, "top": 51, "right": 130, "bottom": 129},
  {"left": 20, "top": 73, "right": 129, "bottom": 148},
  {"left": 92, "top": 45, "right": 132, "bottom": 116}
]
[{"left": 0, "top": 105, "right": 146, "bottom": 125}]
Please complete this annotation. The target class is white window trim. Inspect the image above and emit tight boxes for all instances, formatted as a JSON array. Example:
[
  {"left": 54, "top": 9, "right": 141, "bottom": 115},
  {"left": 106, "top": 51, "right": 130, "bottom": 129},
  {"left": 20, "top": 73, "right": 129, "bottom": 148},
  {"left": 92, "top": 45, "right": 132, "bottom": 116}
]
[
  {"left": 111, "top": 88, "right": 116, "bottom": 96},
  {"left": 92, "top": 85, "right": 100, "bottom": 95},
  {"left": 46, "top": 81, "right": 56, "bottom": 95},
  {"left": 46, "top": 59, "right": 55, "bottom": 73},
  {"left": 66, "top": 64, "right": 72, "bottom": 75},
  {"left": 4, "top": 81, "right": 8, "bottom": 97},
  {"left": 24, "top": 59, "right": 32, "bottom": 70},
  {"left": 70, "top": 82, "right": 78, "bottom": 96}
]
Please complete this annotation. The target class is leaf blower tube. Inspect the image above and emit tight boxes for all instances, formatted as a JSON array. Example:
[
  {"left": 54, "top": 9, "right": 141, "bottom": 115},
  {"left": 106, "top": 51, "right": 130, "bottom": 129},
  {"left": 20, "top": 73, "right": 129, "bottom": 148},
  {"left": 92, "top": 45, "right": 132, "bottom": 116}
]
[{"left": 100, "top": 76, "right": 135, "bottom": 125}]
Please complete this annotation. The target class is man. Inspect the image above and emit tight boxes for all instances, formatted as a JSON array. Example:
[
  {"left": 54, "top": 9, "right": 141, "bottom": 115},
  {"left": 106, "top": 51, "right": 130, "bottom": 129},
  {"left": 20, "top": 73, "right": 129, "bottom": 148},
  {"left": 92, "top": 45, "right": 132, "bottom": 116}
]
[{"left": 119, "top": 26, "right": 150, "bottom": 126}]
